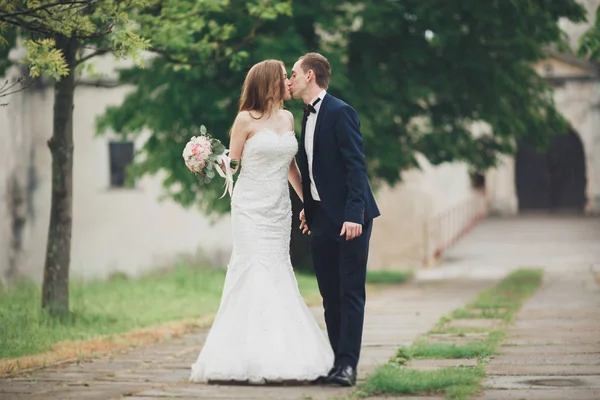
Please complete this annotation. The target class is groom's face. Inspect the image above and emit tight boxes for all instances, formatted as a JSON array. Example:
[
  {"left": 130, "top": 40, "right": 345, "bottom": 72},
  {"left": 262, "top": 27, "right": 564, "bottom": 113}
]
[
  {"left": 282, "top": 65, "right": 292, "bottom": 101},
  {"left": 290, "top": 60, "right": 308, "bottom": 100}
]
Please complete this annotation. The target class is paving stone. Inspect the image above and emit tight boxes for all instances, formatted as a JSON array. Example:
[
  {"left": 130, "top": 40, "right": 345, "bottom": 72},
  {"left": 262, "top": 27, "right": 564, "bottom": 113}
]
[
  {"left": 476, "top": 388, "right": 600, "bottom": 399},
  {"left": 15, "top": 370, "right": 108, "bottom": 382},
  {"left": 23, "top": 382, "right": 148, "bottom": 400},
  {"left": 485, "top": 374, "right": 600, "bottom": 389},
  {"left": 96, "top": 370, "right": 188, "bottom": 383},
  {"left": 489, "top": 354, "right": 600, "bottom": 365},
  {"left": 367, "top": 397, "right": 445, "bottom": 400},
  {"left": 504, "top": 337, "right": 600, "bottom": 346},
  {"left": 477, "top": 253, "right": 600, "bottom": 398},
  {"left": 498, "top": 345, "right": 600, "bottom": 355},
  {"left": 512, "top": 319, "right": 600, "bottom": 330},
  {"left": 405, "top": 358, "right": 478, "bottom": 370},
  {"left": 507, "top": 329, "right": 600, "bottom": 340},
  {"left": 486, "top": 364, "right": 600, "bottom": 376},
  {"left": 132, "top": 384, "right": 351, "bottom": 399},
  {"left": 517, "top": 310, "right": 600, "bottom": 320},
  {"left": 0, "top": 381, "right": 61, "bottom": 394}
]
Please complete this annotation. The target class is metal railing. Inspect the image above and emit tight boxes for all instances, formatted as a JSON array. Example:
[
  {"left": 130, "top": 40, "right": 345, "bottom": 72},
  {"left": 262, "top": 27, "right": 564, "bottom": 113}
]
[{"left": 422, "top": 191, "right": 487, "bottom": 266}]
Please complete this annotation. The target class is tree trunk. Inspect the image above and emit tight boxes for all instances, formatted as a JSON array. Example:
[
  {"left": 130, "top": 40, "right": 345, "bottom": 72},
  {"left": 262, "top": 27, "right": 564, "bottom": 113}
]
[{"left": 41, "top": 35, "right": 78, "bottom": 319}]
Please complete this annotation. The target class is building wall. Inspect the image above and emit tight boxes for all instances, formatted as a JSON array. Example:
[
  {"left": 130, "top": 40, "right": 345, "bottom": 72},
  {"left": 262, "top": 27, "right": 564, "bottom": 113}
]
[
  {"left": 368, "top": 155, "right": 476, "bottom": 269},
  {"left": 0, "top": 61, "right": 34, "bottom": 283},
  {"left": 20, "top": 84, "right": 234, "bottom": 283},
  {"left": 485, "top": 72, "right": 600, "bottom": 216}
]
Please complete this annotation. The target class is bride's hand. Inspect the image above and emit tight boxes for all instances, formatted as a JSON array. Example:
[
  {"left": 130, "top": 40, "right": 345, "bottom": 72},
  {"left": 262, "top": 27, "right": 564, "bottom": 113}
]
[{"left": 299, "top": 209, "right": 310, "bottom": 235}]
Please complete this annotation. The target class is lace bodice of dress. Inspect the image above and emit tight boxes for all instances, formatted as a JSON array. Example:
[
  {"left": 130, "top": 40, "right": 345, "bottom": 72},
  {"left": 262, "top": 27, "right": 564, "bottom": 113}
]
[{"left": 237, "top": 130, "right": 297, "bottom": 183}]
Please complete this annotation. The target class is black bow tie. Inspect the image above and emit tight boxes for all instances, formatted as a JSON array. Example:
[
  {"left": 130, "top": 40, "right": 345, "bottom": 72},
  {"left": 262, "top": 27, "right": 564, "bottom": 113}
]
[{"left": 302, "top": 97, "right": 322, "bottom": 117}]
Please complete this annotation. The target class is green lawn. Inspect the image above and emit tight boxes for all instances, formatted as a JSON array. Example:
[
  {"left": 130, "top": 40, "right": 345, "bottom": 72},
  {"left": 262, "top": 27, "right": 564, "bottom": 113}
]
[
  {"left": 0, "top": 263, "right": 321, "bottom": 360},
  {"left": 0, "top": 263, "right": 410, "bottom": 360}
]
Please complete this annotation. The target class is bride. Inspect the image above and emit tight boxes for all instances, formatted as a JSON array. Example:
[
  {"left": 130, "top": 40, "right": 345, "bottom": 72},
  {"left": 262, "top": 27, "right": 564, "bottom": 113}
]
[{"left": 189, "top": 60, "right": 334, "bottom": 383}]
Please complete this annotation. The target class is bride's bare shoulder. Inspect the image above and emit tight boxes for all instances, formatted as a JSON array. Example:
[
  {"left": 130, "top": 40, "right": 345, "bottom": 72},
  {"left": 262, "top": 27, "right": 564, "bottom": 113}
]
[
  {"left": 235, "top": 110, "right": 255, "bottom": 122},
  {"left": 230, "top": 111, "right": 255, "bottom": 139},
  {"left": 279, "top": 109, "right": 294, "bottom": 127}
]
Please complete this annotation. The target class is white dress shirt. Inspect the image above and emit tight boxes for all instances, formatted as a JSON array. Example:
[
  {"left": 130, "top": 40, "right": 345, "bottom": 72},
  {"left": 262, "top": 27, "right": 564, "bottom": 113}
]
[{"left": 304, "top": 90, "right": 327, "bottom": 201}]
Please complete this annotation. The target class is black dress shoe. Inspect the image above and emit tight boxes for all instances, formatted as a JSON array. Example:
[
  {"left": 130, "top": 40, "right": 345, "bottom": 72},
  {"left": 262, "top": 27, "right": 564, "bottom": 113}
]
[
  {"left": 328, "top": 365, "right": 356, "bottom": 387},
  {"left": 313, "top": 366, "right": 338, "bottom": 384}
]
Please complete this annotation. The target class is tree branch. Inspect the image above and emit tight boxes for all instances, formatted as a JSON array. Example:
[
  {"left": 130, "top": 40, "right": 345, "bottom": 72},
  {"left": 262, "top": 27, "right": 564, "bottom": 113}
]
[
  {"left": 0, "top": 77, "right": 36, "bottom": 106},
  {"left": 75, "top": 78, "right": 121, "bottom": 88},
  {"left": 76, "top": 48, "right": 110, "bottom": 65},
  {"left": 75, "top": 75, "right": 138, "bottom": 88},
  {"left": 149, "top": 16, "right": 261, "bottom": 66},
  {"left": 0, "top": 1, "right": 90, "bottom": 19}
]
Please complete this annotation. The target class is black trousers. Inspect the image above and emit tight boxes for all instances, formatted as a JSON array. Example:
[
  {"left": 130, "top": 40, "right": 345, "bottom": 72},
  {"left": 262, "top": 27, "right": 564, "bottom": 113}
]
[{"left": 309, "top": 202, "right": 373, "bottom": 369}]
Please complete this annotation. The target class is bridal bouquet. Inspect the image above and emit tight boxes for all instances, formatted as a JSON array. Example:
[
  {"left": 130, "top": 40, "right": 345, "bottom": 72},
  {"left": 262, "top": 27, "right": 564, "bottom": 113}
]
[{"left": 182, "top": 125, "right": 238, "bottom": 198}]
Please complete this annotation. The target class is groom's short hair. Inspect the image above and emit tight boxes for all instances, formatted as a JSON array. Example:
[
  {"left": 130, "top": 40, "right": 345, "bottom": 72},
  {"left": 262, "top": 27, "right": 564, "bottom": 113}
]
[{"left": 299, "top": 53, "right": 331, "bottom": 89}]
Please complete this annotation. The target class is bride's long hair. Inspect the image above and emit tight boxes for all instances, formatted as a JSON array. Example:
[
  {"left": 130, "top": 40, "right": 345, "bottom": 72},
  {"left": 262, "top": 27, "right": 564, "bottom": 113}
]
[{"left": 238, "top": 59, "right": 286, "bottom": 118}]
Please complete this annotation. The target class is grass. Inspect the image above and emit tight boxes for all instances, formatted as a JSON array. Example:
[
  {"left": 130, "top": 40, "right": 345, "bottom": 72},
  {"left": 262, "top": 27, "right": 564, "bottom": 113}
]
[
  {"left": 429, "top": 325, "right": 493, "bottom": 335},
  {"left": 0, "top": 263, "right": 410, "bottom": 366},
  {"left": 451, "top": 308, "right": 508, "bottom": 320},
  {"left": 393, "top": 340, "right": 498, "bottom": 362},
  {"left": 0, "top": 262, "right": 321, "bottom": 361},
  {"left": 358, "top": 364, "right": 485, "bottom": 399},
  {"left": 354, "top": 268, "right": 544, "bottom": 400},
  {"left": 365, "top": 269, "right": 413, "bottom": 285}
]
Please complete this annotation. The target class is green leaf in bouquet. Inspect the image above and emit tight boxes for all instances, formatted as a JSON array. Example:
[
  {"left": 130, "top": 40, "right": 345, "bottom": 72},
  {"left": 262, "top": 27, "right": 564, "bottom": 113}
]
[
  {"left": 212, "top": 142, "right": 225, "bottom": 155},
  {"left": 206, "top": 169, "right": 216, "bottom": 179},
  {"left": 230, "top": 159, "right": 239, "bottom": 169},
  {"left": 206, "top": 161, "right": 213, "bottom": 170},
  {"left": 200, "top": 125, "right": 207, "bottom": 135}
]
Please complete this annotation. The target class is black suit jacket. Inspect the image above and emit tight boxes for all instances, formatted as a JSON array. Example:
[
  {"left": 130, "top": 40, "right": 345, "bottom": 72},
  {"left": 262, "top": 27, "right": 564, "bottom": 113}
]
[{"left": 298, "top": 93, "right": 380, "bottom": 228}]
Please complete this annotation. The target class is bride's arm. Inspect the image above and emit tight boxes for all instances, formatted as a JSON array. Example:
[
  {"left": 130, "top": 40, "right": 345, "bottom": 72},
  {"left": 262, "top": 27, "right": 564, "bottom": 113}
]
[
  {"left": 284, "top": 110, "right": 303, "bottom": 202},
  {"left": 227, "top": 111, "right": 251, "bottom": 174},
  {"left": 288, "top": 158, "right": 303, "bottom": 202}
]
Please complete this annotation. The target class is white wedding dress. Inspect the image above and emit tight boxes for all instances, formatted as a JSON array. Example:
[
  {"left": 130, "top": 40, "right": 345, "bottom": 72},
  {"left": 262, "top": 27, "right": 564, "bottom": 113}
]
[{"left": 189, "top": 130, "right": 334, "bottom": 383}]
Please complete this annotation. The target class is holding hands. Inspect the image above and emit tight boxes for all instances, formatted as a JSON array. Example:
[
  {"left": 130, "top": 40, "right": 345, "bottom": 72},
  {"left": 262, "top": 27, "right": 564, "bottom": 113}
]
[{"left": 299, "top": 209, "right": 362, "bottom": 240}]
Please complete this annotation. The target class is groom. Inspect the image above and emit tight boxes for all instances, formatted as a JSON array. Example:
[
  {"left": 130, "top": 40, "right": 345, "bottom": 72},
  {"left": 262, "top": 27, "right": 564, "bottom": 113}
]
[{"left": 290, "top": 53, "right": 380, "bottom": 386}]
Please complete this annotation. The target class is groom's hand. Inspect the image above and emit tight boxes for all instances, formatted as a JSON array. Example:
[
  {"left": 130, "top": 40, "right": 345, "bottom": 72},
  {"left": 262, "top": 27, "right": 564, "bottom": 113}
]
[{"left": 340, "top": 222, "right": 362, "bottom": 241}]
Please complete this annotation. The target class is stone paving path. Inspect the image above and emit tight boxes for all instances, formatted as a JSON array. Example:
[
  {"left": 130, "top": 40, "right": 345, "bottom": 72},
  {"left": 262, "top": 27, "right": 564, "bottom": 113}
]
[
  {"left": 477, "top": 267, "right": 600, "bottom": 400},
  {"left": 417, "top": 215, "right": 600, "bottom": 281},
  {"left": 0, "top": 279, "right": 495, "bottom": 400}
]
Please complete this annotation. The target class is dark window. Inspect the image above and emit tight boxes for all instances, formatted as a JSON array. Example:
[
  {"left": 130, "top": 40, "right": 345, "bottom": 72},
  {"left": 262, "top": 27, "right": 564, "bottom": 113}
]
[
  {"left": 109, "top": 142, "right": 134, "bottom": 188},
  {"left": 470, "top": 171, "right": 485, "bottom": 190}
]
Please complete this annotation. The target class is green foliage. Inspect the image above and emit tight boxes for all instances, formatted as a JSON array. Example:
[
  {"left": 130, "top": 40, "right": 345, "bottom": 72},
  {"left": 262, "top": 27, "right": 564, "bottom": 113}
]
[
  {"left": 24, "top": 38, "right": 70, "bottom": 79},
  {"left": 0, "top": 25, "right": 15, "bottom": 76},
  {"left": 97, "top": 0, "right": 586, "bottom": 217},
  {"left": 0, "top": 0, "right": 291, "bottom": 79},
  {"left": 0, "top": 0, "right": 153, "bottom": 79},
  {"left": 578, "top": 5, "right": 600, "bottom": 61}
]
